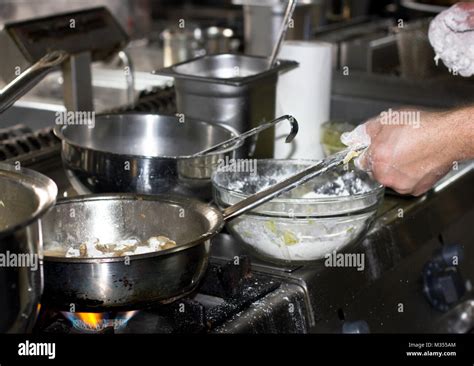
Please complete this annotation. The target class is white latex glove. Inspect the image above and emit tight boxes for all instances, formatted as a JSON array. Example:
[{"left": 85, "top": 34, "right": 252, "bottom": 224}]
[
  {"left": 340, "top": 124, "right": 371, "bottom": 171},
  {"left": 429, "top": 2, "right": 474, "bottom": 77}
]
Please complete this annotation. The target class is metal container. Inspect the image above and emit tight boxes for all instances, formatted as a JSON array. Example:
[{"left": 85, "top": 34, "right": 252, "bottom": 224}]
[
  {"left": 162, "top": 26, "right": 238, "bottom": 67},
  {"left": 395, "top": 19, "right": 440, "bottom": 79},
  {"left": 55, "top": 113, "right": 242, "bottom": 200},
  {"left": 212, "top": 160, "right": 384, "bottom": 263},
  {"left": 0, "top": 163, "right": 57, "bottom": 332},
  {"left": 155, "top": 54, "right": 298, "bottom": 158}
]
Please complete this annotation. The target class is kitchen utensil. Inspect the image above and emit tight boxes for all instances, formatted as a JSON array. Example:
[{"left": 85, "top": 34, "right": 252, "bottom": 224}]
[
  {"left": 55, "top": 114, "right": 297, "bottom": 200},
  {"left": 154, "top": 53, "right": 298, "bottom": 158},
  {"left": 395, "top": 19, "right": 441, "bottom": 79},
  {"left": 213, "top": 160, "right": 384, "bottom": 263},
  {"left": 0, "top": 7, "right": 129, "bottom": 111},
  {"left": 41, "top": 145, "right": 368, "bottom": 311},
  {"left": 192, "top": 114, "right": 298, "bottom": 157},
  {"left": 0, "top": 163, "right": 57, "bottom": 332},
  {"left": 0, "top": 50, "right": 68, "bottom": 114},
  {"left": 233, "top": 0, "right": 322, "bottom": 57},
  {"left": 268, "top": 0, "right": 297, "bottom": 69}
]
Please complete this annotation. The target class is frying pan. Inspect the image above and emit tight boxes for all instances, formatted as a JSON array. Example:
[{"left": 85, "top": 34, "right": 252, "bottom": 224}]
[
  {"left": 41, "top": 145, "right": 367, "bottom": 311},
  {"left": 55, "top": 114, "right": 298, "bottom": 200}
]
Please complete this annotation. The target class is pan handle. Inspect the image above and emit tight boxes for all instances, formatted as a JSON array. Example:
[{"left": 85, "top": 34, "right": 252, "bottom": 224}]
[
  {"left": 221, "top": 144, "right": 369, "bottom": 221},
  {"left": 0, "top": 50, "right": 69, "bottom": 115},
  {"left": 190, "top": 114, "right": 299, "bottom": 157}
]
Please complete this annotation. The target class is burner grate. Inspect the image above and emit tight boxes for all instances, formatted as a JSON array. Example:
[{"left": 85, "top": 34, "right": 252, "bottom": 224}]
[
  {"left": 0, "top": 125, "right": 60, "bottom": 163},
  {"left": 105, "top": 86, "right": 176, "bottom": 115}
]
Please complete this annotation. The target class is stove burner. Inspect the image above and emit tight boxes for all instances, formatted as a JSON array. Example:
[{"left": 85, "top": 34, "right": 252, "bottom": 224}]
[
  {"left": 61, "top": 311, "right": 138, "bottom": 333},
  {"left": 0, "top": 125, "right": 59, "bottom": 161},
  {"left": 36, "top": 256, "right": 281, "bottom": 334}
]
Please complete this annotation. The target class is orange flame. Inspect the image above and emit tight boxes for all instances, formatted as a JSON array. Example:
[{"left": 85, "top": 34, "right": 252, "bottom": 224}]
[
  {"left": 62, "top": 311, "right": 138, "bottom": 331},
  {"left": 76, "top": 313, "right": 103, "bottom": 328}
]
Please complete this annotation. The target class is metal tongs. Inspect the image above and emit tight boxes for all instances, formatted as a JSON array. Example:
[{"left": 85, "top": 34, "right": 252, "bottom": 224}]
[
  {"left": 268, "top": 0, "right": 297, "bottom": 69},
  {"left": 223, "top": 144, "right": 369, "bottom": 220},
  {"left": 191, "top": 115, "right": 299, "bottom": 157}
]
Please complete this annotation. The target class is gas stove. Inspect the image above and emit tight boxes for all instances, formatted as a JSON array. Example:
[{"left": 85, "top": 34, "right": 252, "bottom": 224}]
[
  {"left": 2, "top": 87, "right": 474, "bottom": 334},
  {"left": 34, "top": 254, "right": 309, "bottom": 334},
  {"left": 22, "top": 148, "right": 474, "bottom": 334}
]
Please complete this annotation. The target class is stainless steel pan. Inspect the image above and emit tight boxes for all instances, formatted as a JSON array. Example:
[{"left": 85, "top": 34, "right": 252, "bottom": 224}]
[
  {"left": 0, "top": 163, "right": 57, "bottom": 332},
  {"left": 41, "top": 145, "right": 367, "bottom": 311},
  {"left": 54, "top": 113, "right": 297, "bottom": 200}
]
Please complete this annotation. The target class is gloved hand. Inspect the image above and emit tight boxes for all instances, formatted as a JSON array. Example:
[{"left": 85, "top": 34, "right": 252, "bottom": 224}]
[
  {"left": 429, "top": 2, "right": 474, "bottom": 76},
  {"left": 341, "top": 108, "right": 463, "bottom": 196}
]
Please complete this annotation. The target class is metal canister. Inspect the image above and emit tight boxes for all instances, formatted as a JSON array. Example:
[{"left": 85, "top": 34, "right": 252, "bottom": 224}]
[{"left": 155, "top": 53, "right": 298, "bottom": 158}]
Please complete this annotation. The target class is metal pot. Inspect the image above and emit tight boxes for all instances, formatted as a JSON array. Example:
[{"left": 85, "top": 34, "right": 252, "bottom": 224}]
[
  {"left": 41, "top": 146, "right": 367, "bottom": 311},
  {"left": 55, "top": 113, "right": 242, "bottom": 200},
  {"left": 0, "top": 163, "right": 57, "bottom": 332},
  {"left": 55, "top": 113, "right": 297, "bottom": 200}
]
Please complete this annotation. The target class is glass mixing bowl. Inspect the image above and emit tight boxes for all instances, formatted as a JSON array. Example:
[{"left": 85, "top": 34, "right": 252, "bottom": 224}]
[{"left": 212, "top": 160, "right": 384, "bottom": 263}]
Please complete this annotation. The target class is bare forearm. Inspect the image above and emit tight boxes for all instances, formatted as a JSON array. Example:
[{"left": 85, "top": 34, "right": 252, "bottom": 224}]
[{"left": 444, "top": 107, "right": 474, "bottom": 162}]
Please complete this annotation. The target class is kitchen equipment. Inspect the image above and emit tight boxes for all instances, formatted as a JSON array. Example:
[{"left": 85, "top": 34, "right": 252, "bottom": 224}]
[
  {"left": 0, "top": 51, "right": 68, "bottom": 115},
  {"left": 41, "top": 145, "right": 367, "bottom": 311},
  {"left": 54, "top": 114, "right": 297, "bottom": 199},
  {"left": 212, "top": 160, "right": 383, "bottom": 263},
  {"left": 275, "top": 40, "right": 332, "bottom": 160},
  {"left": 56, "top": 114, "right": 240, "bottom": 198},
  {"left": 0, "top": 7, "right": 129, "bottom": 111},
  {"left": 268, "top": 0, "right": 297, "bottom": 69},
  {"left": 12, "top": 87, "right": 473, "bottom": 333},
  {"left": 395, "top": 19, "right": 441, "bottom": 79},
  {"left": 162, "top": 26, "right": 238, "bottom": 67},
  {"left": 13, "top": 64, "right": 474, "bottom": 333},
  {"left": 314, "top": 18, "right": 398, "bottom": 74},
  {"left": 233, "top": 0, "right": 322, "bottom": 57},
  {"left": 0, "top": 163, "right": 57, "bottom": 332},
  {"left": 154, "top": 53, "right": 298, "bottom": 158}
]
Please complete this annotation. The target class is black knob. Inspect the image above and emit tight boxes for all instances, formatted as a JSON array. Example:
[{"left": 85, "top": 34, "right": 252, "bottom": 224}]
[
  {"left": 422, "top": 245, "right": 466, "bottom": 312},
  {"left": 440, "top": 244, "right": 464, "bottom": 266},
  {"left": 342, "top": 320, "right": 370, "bottom": 334}
]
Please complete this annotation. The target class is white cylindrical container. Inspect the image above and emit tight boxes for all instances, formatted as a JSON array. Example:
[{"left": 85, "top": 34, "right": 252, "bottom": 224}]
[{"left": 275, "top": 41, "right": 333, "bottom": 160}]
